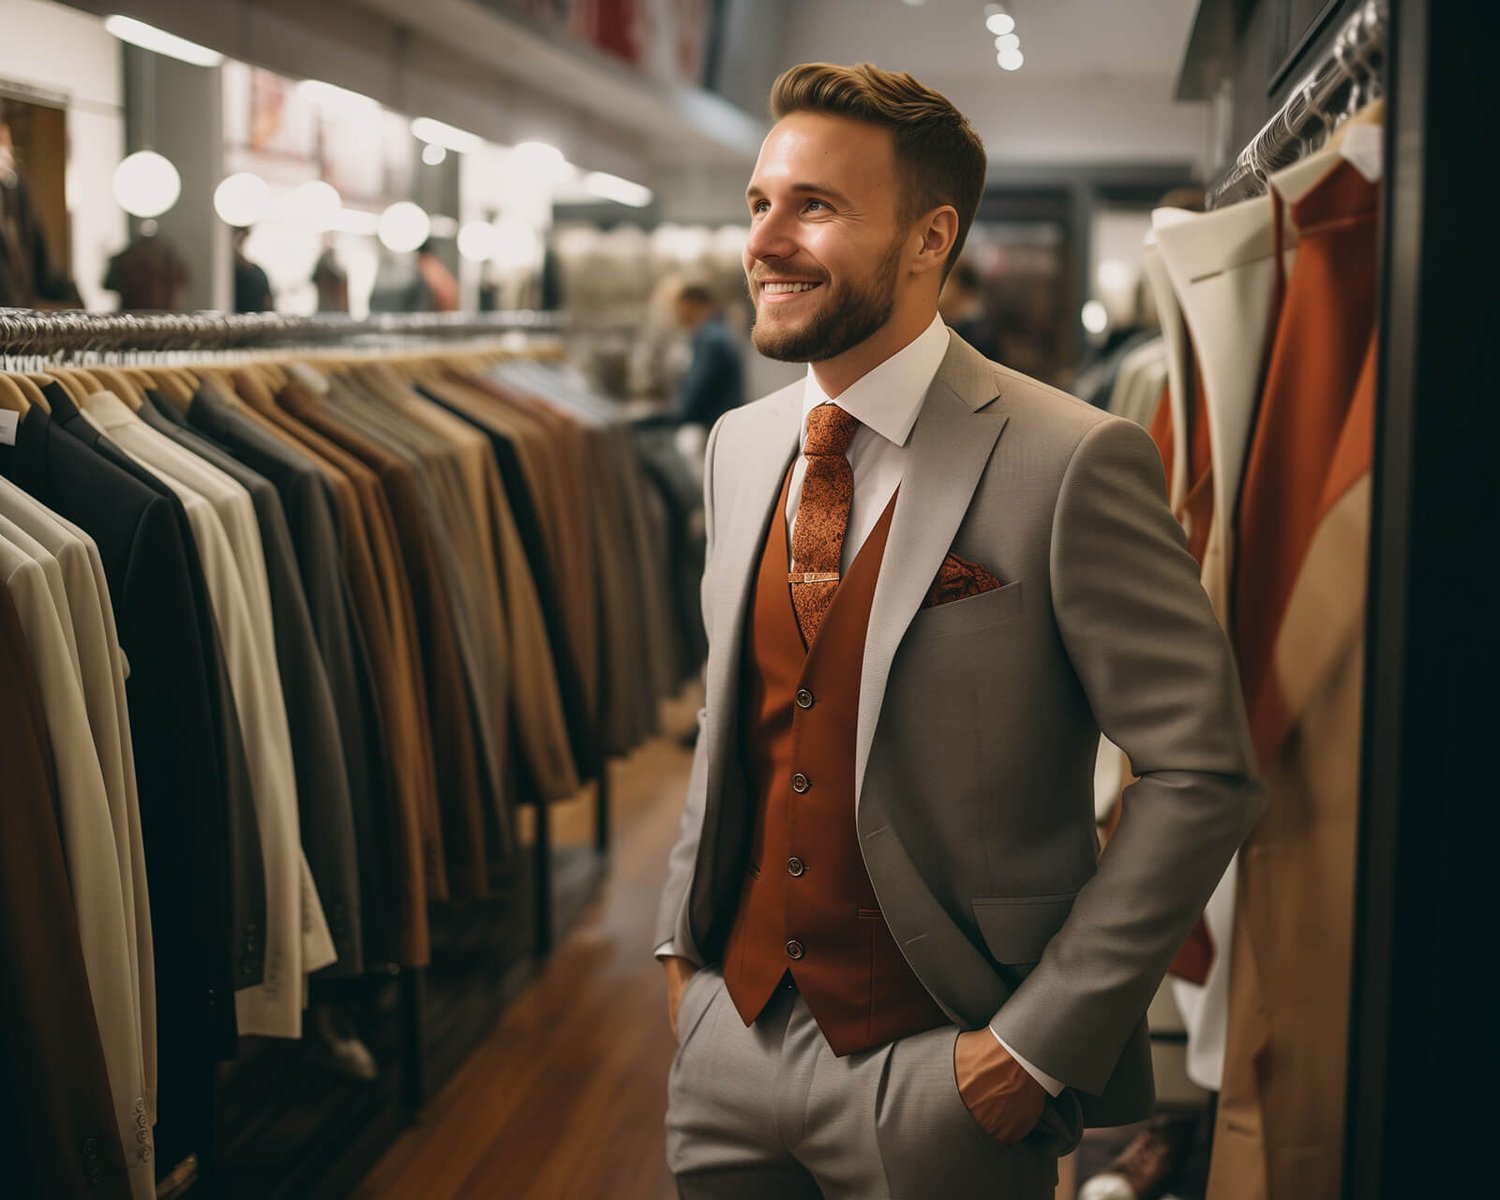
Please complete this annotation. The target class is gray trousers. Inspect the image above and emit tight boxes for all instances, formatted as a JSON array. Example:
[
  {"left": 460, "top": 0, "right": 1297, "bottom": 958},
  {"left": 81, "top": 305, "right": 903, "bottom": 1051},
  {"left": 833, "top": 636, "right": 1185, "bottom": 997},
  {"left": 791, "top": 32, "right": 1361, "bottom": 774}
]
[{"left": 666, "top": 967, "right": 1083, "bottom": 1199}]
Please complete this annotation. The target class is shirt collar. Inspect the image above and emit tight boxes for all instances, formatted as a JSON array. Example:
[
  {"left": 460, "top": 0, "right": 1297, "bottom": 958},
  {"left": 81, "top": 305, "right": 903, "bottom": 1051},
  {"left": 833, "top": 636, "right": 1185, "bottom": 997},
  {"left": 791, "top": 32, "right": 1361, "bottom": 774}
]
[{"left": 800, "top": 313, "right": 949, "bottom": 448}]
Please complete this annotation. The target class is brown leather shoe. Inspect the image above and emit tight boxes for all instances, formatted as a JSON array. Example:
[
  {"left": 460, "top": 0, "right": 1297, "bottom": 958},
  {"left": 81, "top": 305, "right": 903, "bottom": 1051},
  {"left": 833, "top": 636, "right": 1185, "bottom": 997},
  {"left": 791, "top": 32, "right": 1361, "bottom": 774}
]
[{"left": 1079, "top": 1114, "right": 1197, "bottom": 1200}]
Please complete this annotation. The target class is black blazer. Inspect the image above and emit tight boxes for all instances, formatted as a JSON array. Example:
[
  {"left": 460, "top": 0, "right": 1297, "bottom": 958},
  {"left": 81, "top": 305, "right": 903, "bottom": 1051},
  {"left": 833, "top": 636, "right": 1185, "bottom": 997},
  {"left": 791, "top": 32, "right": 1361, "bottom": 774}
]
[
  {"left": 3, "top": 392, "right": 266, "bottom": 1170},
  {"left": 140, "top": 396, "right": 365, "bottom": 976},
  {"left": 185, "top": 386, "right": 402, "bottom": 965}
]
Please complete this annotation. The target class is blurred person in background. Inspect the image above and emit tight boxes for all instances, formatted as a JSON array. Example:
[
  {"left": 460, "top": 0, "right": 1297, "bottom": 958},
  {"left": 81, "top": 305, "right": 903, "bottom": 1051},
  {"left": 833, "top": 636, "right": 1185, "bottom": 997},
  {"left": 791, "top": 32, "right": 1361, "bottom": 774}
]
[
  {"left": 232, "top": 226, "right": 275, "bottom": 313},
  {"left": 0, "top": 103, "right": 81, "bottom": 309},
  {"left": 312, "top": 243, "right": 350, "bottom": 313},
  {"left": 415, "top": 239, "right": 459, "bottom": 312},
  {"left": 673, "top": 281, "right": 745, "bottom": 431},
  {"left": 938, "top": 259, "right": 999, "bottom": 360},
  {"left": 103, "top": 235, "right": 188, "bottom": 312}
]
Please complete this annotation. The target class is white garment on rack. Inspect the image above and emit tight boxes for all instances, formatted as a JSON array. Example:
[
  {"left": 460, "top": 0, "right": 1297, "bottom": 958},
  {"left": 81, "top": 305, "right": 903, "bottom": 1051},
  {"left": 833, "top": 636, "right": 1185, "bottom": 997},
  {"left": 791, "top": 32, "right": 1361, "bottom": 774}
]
[
  {"left": 0, "top": 479, "right": 156, "bottom": 1114},
  {"left": 0, "top": 530, "right": 154, "bottom": 1200},
  {"left": 1106, "top": 338, "right": 1168, "bottom": 429},
  {"left": 82, "top": 390, "right": 333, "bottom": 1040}
]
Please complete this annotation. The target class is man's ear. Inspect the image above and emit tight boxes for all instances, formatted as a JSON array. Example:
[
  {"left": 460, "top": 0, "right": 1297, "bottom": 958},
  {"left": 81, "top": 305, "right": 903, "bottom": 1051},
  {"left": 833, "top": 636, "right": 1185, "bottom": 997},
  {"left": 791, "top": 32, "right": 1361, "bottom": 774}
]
[{"left": 911, "top": 206, "right": 960, "bottom": 278}]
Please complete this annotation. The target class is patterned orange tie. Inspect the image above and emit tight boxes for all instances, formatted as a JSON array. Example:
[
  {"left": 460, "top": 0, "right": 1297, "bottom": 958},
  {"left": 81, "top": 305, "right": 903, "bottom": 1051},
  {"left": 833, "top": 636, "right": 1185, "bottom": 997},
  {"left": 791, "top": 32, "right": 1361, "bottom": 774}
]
[{"left": 790, "top": 403, "right": 860, "bottom": 645}]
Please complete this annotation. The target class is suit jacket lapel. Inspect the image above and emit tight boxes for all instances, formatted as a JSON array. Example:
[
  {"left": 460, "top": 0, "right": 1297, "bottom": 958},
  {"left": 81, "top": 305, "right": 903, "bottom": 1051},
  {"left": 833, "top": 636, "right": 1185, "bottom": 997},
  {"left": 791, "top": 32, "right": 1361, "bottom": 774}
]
[{"left": 855, "top": 334, "right": 1009, "bottom": 807}]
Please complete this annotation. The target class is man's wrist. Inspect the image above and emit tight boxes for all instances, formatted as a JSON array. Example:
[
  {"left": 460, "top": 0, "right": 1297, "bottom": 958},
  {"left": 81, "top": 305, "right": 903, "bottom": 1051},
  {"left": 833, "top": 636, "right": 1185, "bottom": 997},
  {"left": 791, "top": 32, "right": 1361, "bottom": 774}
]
[{"left": 988, "top": 1025, "right": 1065, "bottom": 1097}]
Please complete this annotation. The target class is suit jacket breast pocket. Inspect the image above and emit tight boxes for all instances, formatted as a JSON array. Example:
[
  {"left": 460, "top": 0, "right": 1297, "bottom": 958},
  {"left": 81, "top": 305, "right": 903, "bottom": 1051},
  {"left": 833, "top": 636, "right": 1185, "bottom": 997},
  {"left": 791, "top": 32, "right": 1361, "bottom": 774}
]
[{"left": 915, "top": 579, "right": 1024, "bottom": 640}]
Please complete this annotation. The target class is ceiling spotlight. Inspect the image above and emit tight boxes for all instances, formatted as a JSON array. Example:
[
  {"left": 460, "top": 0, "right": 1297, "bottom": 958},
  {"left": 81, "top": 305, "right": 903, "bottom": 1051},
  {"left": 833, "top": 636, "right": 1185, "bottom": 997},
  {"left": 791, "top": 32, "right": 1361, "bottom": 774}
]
[
  {"left": 421, "top": 143, "right": 448, "bottom": 166},
  {"left": 410, "top": 117, "right": 485, "bottom": 154},
  {"left": 1081, "top": 301, "right": 1109, "bottom": 334},
  {"left": 104, "top": 15, "right": 223, "bottom": 67},
  {"left": 985, "top": 9, "right": 1016, "bottom": 37},
  {"left": 998, "top": 48, "right": 1025, "bottom": 71},
  {"left": 582, "top": 170, "right": 654, "bottom": 208},
  {"left": 995, "top": 33, "right": 1021, "bottom": 52}
]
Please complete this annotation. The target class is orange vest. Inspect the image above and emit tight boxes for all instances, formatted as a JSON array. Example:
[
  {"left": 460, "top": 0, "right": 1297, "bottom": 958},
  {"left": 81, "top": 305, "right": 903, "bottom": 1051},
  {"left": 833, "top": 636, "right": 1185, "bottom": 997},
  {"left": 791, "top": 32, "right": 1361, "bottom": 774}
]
[{"left": 721, "top": 472, "right": 948, "bottom": 1056}]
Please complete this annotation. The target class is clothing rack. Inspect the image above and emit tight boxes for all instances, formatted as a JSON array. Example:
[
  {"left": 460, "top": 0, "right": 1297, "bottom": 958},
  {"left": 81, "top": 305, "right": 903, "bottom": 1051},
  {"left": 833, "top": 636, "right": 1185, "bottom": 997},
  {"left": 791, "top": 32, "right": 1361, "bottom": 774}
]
[
  {"left": 1206, "top": 0, "right": 1386, "bottom": 210},
  {"left": 0, "top": 308, "right": 566, "bottom": 358},
  {"left": 4, "top": 305, "right": 626, "bottom": 1199},
  {"left": 1, "top": 303, "right": 608, "bottom": 955}
]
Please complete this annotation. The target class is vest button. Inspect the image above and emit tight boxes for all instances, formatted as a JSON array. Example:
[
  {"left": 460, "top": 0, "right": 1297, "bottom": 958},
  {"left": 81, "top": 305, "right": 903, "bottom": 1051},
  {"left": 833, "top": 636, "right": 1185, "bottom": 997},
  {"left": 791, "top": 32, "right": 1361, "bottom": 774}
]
[
  {"left": 795, "top": 688, "right": 814, "bottom": 709},
  {"left": 786, "top": 939, "right": 805, "bottom": 960},
  {"left": 787, "top": 856, "right": 805, "bottom": 877},
  {"left": 791, "top": 772, "right": 810, "bottom": 793}
]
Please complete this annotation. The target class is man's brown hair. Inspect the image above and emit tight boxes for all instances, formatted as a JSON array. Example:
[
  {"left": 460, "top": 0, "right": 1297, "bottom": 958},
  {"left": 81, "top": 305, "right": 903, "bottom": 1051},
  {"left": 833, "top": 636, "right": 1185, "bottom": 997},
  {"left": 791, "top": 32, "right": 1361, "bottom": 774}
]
[{"left": 769, "top": 62, "right": 987, "bottom": 274}]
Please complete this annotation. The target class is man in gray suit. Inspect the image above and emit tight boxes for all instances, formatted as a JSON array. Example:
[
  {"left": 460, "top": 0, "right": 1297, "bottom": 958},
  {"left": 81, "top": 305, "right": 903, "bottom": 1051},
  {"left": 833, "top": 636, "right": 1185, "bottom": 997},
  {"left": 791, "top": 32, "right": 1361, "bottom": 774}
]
[{"left": 657, "top": 62, "right": 1262, "bottom": 1199}]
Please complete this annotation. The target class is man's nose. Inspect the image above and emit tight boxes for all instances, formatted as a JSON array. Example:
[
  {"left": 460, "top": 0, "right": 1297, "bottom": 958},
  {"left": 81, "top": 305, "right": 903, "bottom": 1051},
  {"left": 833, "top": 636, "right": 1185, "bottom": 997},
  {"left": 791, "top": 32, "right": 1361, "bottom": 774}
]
[{"left": 746, "top": 207, "right": 797, "bottom": 264}]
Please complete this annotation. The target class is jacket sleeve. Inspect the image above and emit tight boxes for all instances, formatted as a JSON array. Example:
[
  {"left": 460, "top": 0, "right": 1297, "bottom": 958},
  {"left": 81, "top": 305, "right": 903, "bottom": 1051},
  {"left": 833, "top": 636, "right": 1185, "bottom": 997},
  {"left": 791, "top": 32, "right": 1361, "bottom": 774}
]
[
  {"left": 652, "top": 410, "right": 727, "bottom": 961},
  {"left": 989, "top": 415, "right": 1265, "bottom": 1096}
]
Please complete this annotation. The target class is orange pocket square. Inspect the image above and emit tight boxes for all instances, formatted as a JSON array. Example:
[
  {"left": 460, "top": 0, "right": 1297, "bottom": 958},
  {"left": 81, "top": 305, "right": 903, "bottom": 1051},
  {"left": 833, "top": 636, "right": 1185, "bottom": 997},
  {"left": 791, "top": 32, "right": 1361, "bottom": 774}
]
[{"left": 923, "top": 552, "right": 1004, "bottom": 609}]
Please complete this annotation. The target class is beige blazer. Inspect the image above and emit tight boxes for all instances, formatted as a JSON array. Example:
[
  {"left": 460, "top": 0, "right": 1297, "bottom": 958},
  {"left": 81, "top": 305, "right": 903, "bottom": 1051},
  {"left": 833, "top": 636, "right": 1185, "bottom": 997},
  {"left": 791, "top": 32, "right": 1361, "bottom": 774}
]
[
  {"left": 0, "top": 532, "right": 153, "bottom": 1198},
  {"left": 657, "top": 332, "right": 1263, "bottom": 1124}
]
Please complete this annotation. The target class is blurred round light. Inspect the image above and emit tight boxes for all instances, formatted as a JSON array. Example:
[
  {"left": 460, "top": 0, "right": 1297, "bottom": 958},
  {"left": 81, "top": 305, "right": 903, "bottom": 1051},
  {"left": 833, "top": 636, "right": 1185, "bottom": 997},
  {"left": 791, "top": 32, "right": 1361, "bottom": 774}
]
[
  {"left": 421, "top": 142, "right": 448, "bottom": 166},
  {"left": 490, "top": 215, "right": 543, "bottom": 272},
  {"left": 998, "top": 48, "right": 1025, "bottom": 71},
  {"left": 985, "top": 12, "right": 1016, "bottom": 36},
  {"left": 378, "top": 201, "right": 431, "bottom": 253},
  {"left": 292, "top": 180, "right": 343, "bottom": 231},
  {"left": 112, "top": 151, "right": 181, "bottom": 218},
  {"left": 1081, "top": 300, "right": 1109, "bottom": 334},
  {"left": 994, "top": 33, "right": 1020, "bottom": 52},
  {"left": 510, "top": 140, "right": 575, "bottom": 188},
  {"left": 457, "top": 220, "right": 498, "bottom": 262},
  {"left": 213, "top": 172, "right": 269, "bottom": 226},
  {"left": 1097, "top": 258, "right": 1134, "bottom": 293}
]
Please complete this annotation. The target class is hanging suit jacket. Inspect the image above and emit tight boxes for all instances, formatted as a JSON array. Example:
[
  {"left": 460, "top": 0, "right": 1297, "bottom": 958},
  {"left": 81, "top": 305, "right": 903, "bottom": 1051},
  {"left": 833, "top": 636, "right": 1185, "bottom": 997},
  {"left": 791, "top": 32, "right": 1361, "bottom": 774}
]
[
  {"left": 658, "top": 332, "right": 1264, "bottom": 1123},
  {"left": 419, "top": 377, "right": 600, "bottom": 783},
  {"left": 138, "top": 397, "right": 365, "bottom": 976},
  {"left": 77, "top": 390, "right": 336, "bottom": 1038},
  {"left": 276, "top": 379, "right": 494, "bottom": 898},
  {"left": 1207, "top": 155, "right": 1380, "bottom": 1200},
  {"left": 177, "top": 386, "right": 400, "bottom": 966},
  {"left": 224, "top": 369, "right": 447, "bottom": 932},
  {"left": 1, "top": 399, "right": 258, "bottom": 1171},
  {"left": 1149, "top": 195, "right": 1281, "bottom": 1092},
  {"left": 0, "top": 524, "right": 152, "bottom": 1198},
  {"left": 0, "top": 582, "right": 132, "bottom": 1200}
]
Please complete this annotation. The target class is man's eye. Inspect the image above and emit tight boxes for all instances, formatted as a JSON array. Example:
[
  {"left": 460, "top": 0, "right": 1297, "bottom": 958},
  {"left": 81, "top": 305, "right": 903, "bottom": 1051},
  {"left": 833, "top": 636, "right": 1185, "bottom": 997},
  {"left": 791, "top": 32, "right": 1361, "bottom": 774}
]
[{"left": 805, "top": 199, "right": 827, "bottom": 212}]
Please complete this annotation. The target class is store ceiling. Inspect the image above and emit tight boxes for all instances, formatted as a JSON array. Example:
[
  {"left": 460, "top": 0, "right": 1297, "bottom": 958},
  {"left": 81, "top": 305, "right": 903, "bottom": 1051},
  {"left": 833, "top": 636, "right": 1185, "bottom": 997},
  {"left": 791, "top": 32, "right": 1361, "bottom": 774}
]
[
  {"left": 782, "top": 0, "right": 1201, "bottom": 86},
  {"left": 59, "top": 0, "right": 1206, "bottom": 182},
  {"left": 776, "top": 0, "right": 1208, "bottom": 166}
]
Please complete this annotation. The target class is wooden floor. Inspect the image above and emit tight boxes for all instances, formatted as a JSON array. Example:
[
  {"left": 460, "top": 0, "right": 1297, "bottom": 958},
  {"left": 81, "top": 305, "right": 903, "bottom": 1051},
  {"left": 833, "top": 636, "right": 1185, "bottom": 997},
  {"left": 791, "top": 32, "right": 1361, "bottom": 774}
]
[
  {"left": 353, "top": 693, "right": 699, "bottom": 1200},
  {"left": 354, "top": 687, "right": 1083, "bottom": 1199}
]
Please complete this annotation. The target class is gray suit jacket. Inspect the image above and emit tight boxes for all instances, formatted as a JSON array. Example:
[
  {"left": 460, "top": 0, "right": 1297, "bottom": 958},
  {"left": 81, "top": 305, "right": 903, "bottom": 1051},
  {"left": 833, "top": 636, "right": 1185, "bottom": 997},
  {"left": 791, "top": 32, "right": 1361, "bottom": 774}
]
[{"left": 656, "top": 332, "right": 1263, "bottom": 1125}]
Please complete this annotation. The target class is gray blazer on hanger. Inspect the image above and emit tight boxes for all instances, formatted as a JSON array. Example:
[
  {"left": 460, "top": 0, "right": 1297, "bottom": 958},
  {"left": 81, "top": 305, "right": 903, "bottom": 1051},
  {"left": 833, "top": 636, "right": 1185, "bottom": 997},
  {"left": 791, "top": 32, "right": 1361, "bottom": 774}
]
[{"left": 656, "top": 331, "right": 1264, "bottom": 1125}]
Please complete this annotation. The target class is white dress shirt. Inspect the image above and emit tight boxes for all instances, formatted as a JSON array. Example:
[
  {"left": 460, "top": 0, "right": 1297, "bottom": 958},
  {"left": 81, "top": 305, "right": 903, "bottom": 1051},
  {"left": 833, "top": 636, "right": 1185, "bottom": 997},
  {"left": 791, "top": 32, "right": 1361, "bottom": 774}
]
[{"left": 670, "top": 315, "right": 1063, "bottom": 1097}]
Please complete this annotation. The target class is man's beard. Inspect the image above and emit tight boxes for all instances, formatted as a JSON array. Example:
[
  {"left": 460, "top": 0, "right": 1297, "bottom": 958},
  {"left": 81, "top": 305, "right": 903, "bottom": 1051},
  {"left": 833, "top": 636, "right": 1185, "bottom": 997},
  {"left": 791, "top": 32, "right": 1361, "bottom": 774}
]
[{"left": 750, "top": 235, "right": 903, "bottom": 363}]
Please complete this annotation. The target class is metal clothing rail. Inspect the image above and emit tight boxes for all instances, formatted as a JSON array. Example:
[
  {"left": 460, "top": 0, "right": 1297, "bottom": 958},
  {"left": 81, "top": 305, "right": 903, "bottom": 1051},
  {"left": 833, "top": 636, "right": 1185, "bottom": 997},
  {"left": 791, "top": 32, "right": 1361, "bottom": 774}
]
[
  {"left": 1207, "top": 0, "right": 1387, "bottom": 210},
  {"left": 0, "top": 308, "right": 565, "bottom": 357}
]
